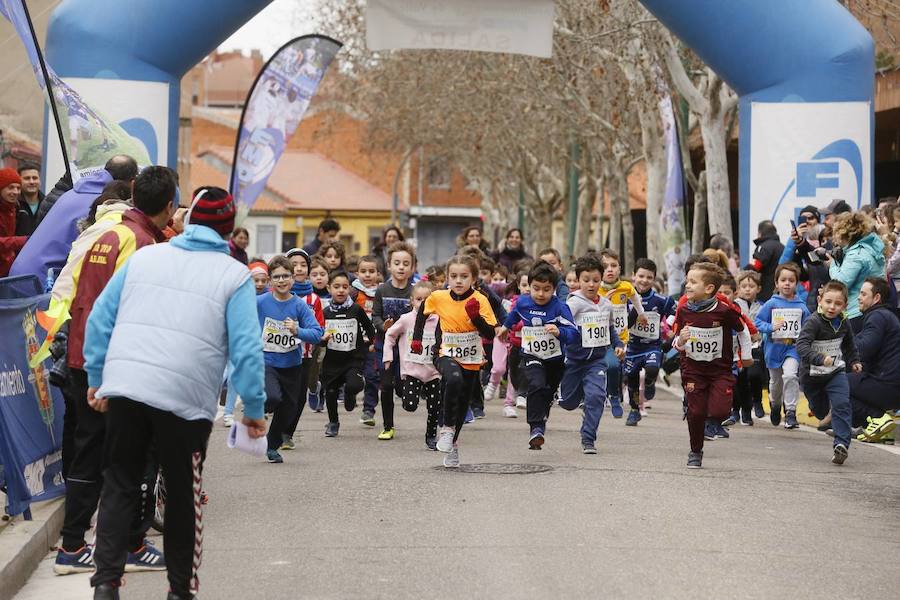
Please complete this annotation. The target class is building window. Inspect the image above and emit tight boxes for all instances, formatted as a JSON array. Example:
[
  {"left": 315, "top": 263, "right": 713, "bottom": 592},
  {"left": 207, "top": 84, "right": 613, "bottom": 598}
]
[
  {"left": 282, "top": 232, "right": 298, "bottom": 254},
  {"left": 257, "top": 224, "right": 277, "bottom": 255},
  {"left": 427, "top": 156, "right": 451, "bottom": 189}
]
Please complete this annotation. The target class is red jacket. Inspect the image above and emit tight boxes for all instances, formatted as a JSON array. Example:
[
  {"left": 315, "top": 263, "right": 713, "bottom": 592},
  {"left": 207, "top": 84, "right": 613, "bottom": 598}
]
[
  {"left": 0, "top": 200, "right": 26, "bottom": 277},
  {"left": 67, "top": 209, "right": 166, "bottom": 369}
]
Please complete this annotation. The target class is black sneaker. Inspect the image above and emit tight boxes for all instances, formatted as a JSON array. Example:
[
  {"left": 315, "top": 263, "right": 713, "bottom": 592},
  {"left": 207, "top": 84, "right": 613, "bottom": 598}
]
[
  {"left": 472, "top": 407, "right": 486, "bottom": 419},
  {"left": 344, "top": 393, "right": 357, "bottom": 412},
  {"left": 582, "top": 443, "right": 597, "bottom": 455},
  {"left": 722, "top": 410, "right": 738, "bottom": 427},
  {"left": 784, "top": 410, "right": 799, "bottom": 429},
  {"left": 94, "top": 583, "right": 120, "bottom": 600},
  {"left": 831, "top": 443, "right": 848, "bottom": 465},
  {"left": 753, "top": 402, "right": 765, "bottom": 419},
  {"left": 425, "top": 437, "right": 437, "bottom": 451},
  {"left": 770, "top": 398, "right": 783, "bottom": 426},
  {"left": 687, "top": 451, "right": 703, "bottom": 469},
  {"left": 325, "top": 422, "right": 340, "bottom": 437},
  {"left": 704, "top": 421, "right": 717, "bottom": 441}
]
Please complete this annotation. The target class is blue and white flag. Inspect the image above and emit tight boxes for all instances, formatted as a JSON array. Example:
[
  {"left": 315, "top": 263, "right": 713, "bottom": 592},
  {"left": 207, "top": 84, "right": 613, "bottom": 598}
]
[{"left": 231, "top": 35, "right": 342, "bottom": 220}]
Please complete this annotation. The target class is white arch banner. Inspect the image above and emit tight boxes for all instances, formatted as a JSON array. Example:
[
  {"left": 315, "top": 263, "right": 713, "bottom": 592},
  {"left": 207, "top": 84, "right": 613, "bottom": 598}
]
[{"left": 366, "top": 0, "right": 554, "bottom": 58}]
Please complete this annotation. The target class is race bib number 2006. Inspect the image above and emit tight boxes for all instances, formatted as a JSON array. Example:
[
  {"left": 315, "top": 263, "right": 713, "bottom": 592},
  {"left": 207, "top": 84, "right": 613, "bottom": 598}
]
[{"left": 262, "top": 317, "right": 298, "bottom": 353}]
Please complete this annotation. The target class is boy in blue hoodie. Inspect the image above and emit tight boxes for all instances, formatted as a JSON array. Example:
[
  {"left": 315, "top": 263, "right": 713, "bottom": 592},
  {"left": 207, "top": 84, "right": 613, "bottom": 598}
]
[
  {"left": 559, "top": 255, "right": 623, "bottom": 453},
  {"left": 498, "top": 261, "right": 577, "bottom": 449},
  {"left": 754, "top": 262, "right": 810, "bottom": 429},
  {"left": 257, "top": 255, "right": 325, "bottom": 463}
]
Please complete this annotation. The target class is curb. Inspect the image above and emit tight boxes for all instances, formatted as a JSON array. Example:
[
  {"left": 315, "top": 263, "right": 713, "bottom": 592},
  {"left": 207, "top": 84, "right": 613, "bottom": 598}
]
[{"left": 0, "top": 498, "right": 64, "bottom": 600}]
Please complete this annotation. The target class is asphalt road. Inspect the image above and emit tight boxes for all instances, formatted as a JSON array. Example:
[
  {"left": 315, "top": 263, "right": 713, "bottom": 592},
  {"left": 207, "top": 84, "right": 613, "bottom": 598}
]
[{"left": 15, "top": 382, "right": 900, "bottom": 599}]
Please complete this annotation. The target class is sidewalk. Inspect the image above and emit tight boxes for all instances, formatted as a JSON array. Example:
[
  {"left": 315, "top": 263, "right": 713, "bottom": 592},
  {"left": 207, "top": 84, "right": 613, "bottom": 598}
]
[{"left": 0, "top": 498, "right": 64, "bottom": 600}]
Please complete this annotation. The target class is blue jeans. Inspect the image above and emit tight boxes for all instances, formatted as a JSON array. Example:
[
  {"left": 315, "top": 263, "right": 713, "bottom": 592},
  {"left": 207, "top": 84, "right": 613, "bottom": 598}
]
[
  {"left": 802, "top": 372, "right": 851, "bottom": 448},
  {"left": 560, "top": 356, "right": 608, "bottom": 445},
  {"left": 605, "top": 345, "right": 622, "bottom": 405},
  {"left": 223, "top": 363, "right": 238, "bottom": 416}
]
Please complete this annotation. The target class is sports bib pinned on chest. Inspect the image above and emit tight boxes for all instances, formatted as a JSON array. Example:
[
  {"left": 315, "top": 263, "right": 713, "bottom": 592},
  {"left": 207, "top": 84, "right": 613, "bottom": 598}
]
[
  {"left": 406, "top": 330, "right": 436, "bottom": 365},
  {"left": 684, "top": 326, "right": 723, "bottom": 362},
  {"left": 809, "top": 339, "right": 844, "bottom": 376},
  {"left": 262, "top": 317, "right": 298, "bottom": 353},
  {"left": 577, "top": 313, "right": 609, "bottom": 348},
  {"left": 440, "top": 331, "right": 483, "bottom": 365},
  {"left": 630, "top": 311, "right": 660, "bottom": 340},
  {"left": 326, "top": 319, "right": 357, "bottom": 351},
  {"left": 771, "top": 308, "right": 802, "bottom": 340},
  {"left": 611, "top": 304, "right": 628, "bottom": 332},
  {"left": 522, "top": 326, "right": 562, "bottom": 359}
]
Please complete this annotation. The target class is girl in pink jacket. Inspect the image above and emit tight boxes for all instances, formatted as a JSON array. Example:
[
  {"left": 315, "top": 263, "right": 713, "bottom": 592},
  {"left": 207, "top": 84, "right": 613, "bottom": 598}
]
[{"left": 384, "top": 280, "right": 442, "bottom": 450}]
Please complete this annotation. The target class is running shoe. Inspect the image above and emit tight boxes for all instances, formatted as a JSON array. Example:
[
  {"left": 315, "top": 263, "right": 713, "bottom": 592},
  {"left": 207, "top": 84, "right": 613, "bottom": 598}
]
[
  {"left": 266, "top": 449, "right": 283, "bottom": 464},
  {"left": 222, "top": 414, "right": 234, "bottom": 428},
  {"left": 502, "top": 405, "right": 517, "bottom": 418},
  {"left": 483, "top": 382, "right": 499, "bottom": 401},
  {"left": 610, "top": 399, "right": 624, "bottom": 419},
  {"left": 783, "top": 410, "right": 799, "bottom": 429},
  {"left": 528, "top": 429, "right": 545, "bottom": 450},
  {"left": 307, "top": 382, "right": 323, "bottom": 412},
  {"left": 704, "top": 421, "right": 717, "bottom": 441},
  {"left": 715, "top": 423, "right": 730, "bottom": 439},
  {"left": 359, "top": 410, "right": 376, "bottom": 426},
  {"left": 472, "top": 407, "right": 486, "bottom": 419},
  {"left": 94, "top": 583, "right": 120, "bottom": 600},
  {"left": 831, "top": 443, "right": 848, "bottom": 465},
  {"left": 53, "top": 544, "right": 95, "bottom": 575},
  {"left": 443, "top": 447, "right": 460, "bottom": 468},
  {"left": 464, "top": 408, "right": 475, "bottom": 424},
  {"left": 279, "top": 437, "right": 296, "bottom": 451},
  {"left": 858, "top": 413, "right": 897, "bottom": 442},
  {"left": 722, "top": 411, "right": 738, "bottom": 427},
  {"left": 125, "top": 540, "right": 166, "bottom": 572},
  {"left": 436, "top": 427, "right": 455, "bottom": 453},
  {"left": 582, "top": 443, "right": 597, "bottom": 455},
  {"left": 753, "top": 401, "right": 765, "bottom": 419},
  {"left": 325, "top": 422, "right": 340, "bottom": 437},
  {"left": 425, "top": 437, "right": 437, "bottom": 451},
  {"left": 625, "top": 409, "right": 641, "bottom": 426},
  {"left": 687, "top": 451, "right": 703, "bottom": 469},
  {"left": 344, "top": 393, "right": 357, "bottom": 412},
  {"left": 770, "top": 397, "right": 783, "bottom": 426},
  {"left": 377, "top": 428, "right": 395, "bottom": 440},
  {"left": 516, "top": 395, "right": 527, "bottom": 409}
]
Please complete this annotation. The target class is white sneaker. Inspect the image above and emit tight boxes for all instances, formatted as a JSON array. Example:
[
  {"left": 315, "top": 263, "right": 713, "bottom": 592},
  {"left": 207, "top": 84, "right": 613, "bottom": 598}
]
[
  {"left": 516, "top": 395, "right": 527, "bottom": 409},
  {"left": 502, "top": 405, "right": 517, "bottom": 418},
  {"left": 443, "top": 447, "right": 460, "bottom": 468},
  {"left": 223, "top": 414, "right": 234, "bottom": 428},
  {"left": 483, "top": 382, "right": 498, "bottom": 401},
  {"left": 436, "top": 427, "right": 454, "bottom": 453}
]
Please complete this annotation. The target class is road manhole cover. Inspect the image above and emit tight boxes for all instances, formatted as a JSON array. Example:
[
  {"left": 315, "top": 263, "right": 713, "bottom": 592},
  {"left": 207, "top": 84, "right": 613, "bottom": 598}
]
[{"left": 434, "top": 463, "right": 554, "bottom": 475}]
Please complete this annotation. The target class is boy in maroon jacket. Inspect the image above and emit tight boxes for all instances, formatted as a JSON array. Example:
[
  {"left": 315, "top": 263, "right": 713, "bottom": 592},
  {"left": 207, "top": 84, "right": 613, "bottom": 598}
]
[{"left": 673, "top": 263, "right": 753, "bottom": 469}]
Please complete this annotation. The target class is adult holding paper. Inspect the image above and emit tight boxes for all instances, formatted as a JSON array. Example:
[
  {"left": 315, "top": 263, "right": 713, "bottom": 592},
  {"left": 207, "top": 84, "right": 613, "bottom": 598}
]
[{"left": 82, "top": 186, "right": 266, "bottom": 600}]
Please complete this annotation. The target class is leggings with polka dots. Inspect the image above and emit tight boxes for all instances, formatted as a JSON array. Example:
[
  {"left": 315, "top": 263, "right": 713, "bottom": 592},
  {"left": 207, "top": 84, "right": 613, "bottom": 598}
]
[{"left": 401, "top": 376, "right": 441, "bottom": 440}]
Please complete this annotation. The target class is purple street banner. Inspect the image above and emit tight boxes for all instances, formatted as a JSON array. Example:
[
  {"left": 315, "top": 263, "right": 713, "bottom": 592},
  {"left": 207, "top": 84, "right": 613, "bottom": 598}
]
[
  {"left": 0, "top": 276, "right": 65, "bottom": 517},
  {"left": 659, "top": 93, "right": 689, "bottom": 293},
  {"left": 0, "top": 0, "right": 150, "bottom": 183},
  {"left": 230, "top": 35, "right": 342, "bottom": 220}
]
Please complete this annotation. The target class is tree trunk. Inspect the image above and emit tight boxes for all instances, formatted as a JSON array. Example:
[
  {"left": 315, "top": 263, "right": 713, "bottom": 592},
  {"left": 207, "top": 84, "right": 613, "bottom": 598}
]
[
  {"left": 527, "top": 197, "right": 554, "bottom": 256},
  {"left": 643, "top": 144, "right": 666, "bottom": 267},
  {"left": 621, "top": 178, "right": 635, "bottom": 274},
  {"left": 609, "top": 183, "right": 622, "bottom": 258},
  {"left": 700, "top": 103, "right": 732, "bottom": 244},
  {"left": 691, "top": 171, "right": 708, "bottom": 254}
]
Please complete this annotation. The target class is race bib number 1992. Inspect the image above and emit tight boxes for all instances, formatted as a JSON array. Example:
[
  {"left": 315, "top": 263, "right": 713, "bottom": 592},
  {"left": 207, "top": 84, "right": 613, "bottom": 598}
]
[{"left": 685, "top": 326, "right": 723, "bottom": 362}]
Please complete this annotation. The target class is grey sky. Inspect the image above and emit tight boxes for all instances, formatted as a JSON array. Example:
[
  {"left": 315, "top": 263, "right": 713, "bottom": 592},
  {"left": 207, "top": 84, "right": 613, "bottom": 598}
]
[{"left": 219, "top": 0, "right": 319, "bottom": 59}]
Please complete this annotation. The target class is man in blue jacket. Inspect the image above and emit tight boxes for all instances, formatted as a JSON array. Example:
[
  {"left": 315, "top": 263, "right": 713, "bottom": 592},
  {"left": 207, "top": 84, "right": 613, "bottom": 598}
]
[
  {"left": 9, "top": 155, "right": 137, "bottom": 284},
  {"left": 82, "top": 190, "right": 266, "bottom": 600},
  {"left": 850, "top": 277, "right": 900, "bottom": 441}
]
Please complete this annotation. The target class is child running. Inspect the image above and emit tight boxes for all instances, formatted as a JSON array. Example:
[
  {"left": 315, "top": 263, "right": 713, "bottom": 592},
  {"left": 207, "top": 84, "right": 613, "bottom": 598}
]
[
  {"left": 734, "top": 270, "right": 766, "bottom": 420},
  {"left": 353, "top": 255, "right": 381, "bottom": 429},
  {"left": 796, "top": 280, "right": 861, "bottom": 464},
  {"left": 411, "top": 255, "right": 497, "bottom": 468},
  {"left": 384, "top": 280, "right": 442, "bottom": 449},
  {"left": 673, "top": 262, "right": 752, "bottom": 468},
  {"left": 321, "top": 270, "right": 376, "bottom": 437},
  {"left": 754, "top": 263, "right": 810, "bottom": 429},
  {"left": 559, "top": 254, "right": 622, "bottom": 453},
  {"left": 623, "top": 258, "right": 675, "bottom": 426},
  {"left": 257, "top": 256, "right": 324, "bottom": 463},
  {"left": 306, "top": 256, "right": 331, "bottom": 409},
  {"left": 498, "top": 261, "right": 577, "bottom": 449}
]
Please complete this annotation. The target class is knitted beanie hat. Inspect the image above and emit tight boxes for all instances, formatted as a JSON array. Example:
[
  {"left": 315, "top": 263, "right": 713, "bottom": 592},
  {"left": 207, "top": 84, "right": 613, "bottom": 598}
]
[
  {"left": 188, "top": 186, "right": 235, "bottom": 235},
  {"left": 0, "top": 168, "right": 22, "bottom": 193}
]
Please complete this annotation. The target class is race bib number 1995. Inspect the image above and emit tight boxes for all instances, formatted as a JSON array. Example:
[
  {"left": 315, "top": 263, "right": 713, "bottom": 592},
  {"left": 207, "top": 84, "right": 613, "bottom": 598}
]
[{"left": 522, "top": 326, "right": 562, "bottom": 359}]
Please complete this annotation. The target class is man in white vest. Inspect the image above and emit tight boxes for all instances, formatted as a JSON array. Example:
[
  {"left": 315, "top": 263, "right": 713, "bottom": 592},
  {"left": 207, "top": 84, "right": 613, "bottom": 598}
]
[{"left": 82, "top": 186, "right": 266, "bottom": 600}]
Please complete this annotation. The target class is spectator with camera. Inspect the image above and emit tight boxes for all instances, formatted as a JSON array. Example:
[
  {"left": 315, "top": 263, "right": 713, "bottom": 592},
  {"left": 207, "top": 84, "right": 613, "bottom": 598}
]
[{"left": 779, "top": 205, "right": 830, "bottom": 313}]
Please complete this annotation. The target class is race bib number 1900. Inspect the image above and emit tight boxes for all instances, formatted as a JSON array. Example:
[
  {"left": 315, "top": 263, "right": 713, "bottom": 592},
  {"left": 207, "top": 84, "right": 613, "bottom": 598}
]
[
  {"left": 522, "top": 326, "right": 562, "bottom": 359},
  {"left": 577, "top": 314, "right": 609, "bottom": 348},
  {"left": 440, "top": 331, "right": 483, "bottom": 365},
  {"left": 262, "top": 317, "right": 298, "bottom": 353},
  {"left": 685, "top": 326, "right": 723, "bottom": 362}
]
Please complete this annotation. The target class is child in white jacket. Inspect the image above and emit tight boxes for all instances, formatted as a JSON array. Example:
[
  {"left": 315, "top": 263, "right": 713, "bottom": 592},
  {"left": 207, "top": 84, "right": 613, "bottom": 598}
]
[{"left": 384, "top": 281, "right": 442, "bottom": 449}]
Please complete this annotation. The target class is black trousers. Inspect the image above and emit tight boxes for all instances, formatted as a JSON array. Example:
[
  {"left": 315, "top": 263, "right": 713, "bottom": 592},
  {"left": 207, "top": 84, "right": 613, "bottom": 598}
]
[
  {"left": 60, "top": 368, "right": 146, "bottom": 552},
  {"left": 521, "top": 356, "right": 565, "bottom": 430},
  {"left": 848, "top": 372, "right": 900, "bottom": 427},
  {"left": 264, "top": 365, "right": 303, "bottom": 451},
  {"left": 733, "top": 367, "right": 753, "bottom": 418},
  {"left": 323, "top": 359, "right": 365, "bottom": 424},
  {"left": 380, "top": 347, "right": 401, "bottom": 430},
  {"left": 436, "top": 357, "right": 480, "bottom": 442},
  {"left": 60, "top": 374, "right": 79, "bottom": 481},
  {"left": 284, "top": 360, "right": 312, "bottom": 438},
  {"left": 91, "top": 398, "right": 211, "bottom": 597},
  {"left": 401, "top": 376, "right": 441, "bottom": 439}
]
